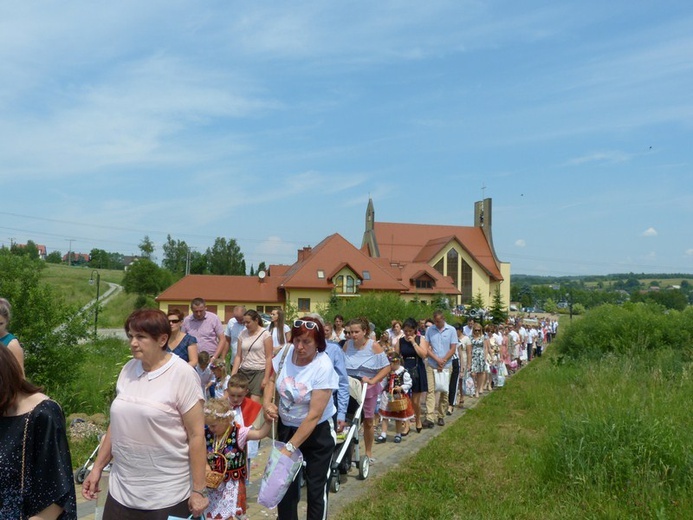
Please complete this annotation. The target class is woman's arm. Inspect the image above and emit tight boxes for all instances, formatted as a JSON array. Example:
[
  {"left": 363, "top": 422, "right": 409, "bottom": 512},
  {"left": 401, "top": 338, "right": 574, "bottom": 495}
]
[
  {"left": 29, "top": 503, "right": 64, "bottom": 520},
  {"left": 412, "top": 336, "right": 429, "bottom": 359},
  {"left": 81, "top": 427, "right": 113, "bottom": 500},
  {"left": 261, "top": 333, "right": 274, "bottom": 390},
  {"left": 182, "top": 401, "right": 209, "bottom": 517},
  {"left": 230, "top": 338, "right": 242, "bottom": 375},
  {"left": 281, "top": 389, "right": 332, "bottom": 456},
  {"left": 8, "top": 339, "right": 24, "bottom": 373},
  {"left": 187, "top": 342, "right": 199, "bottom": 367},
  {"left": 262, "top": 371, "right": 279, "bottom": 423}
]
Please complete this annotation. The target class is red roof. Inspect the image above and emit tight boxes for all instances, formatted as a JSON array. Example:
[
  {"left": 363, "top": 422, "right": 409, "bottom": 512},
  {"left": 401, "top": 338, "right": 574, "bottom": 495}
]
[
  {"left": 281, "top": 234, "right": 408, "bottom": 291},
  {"left": 373, "top": 223, "right": 503, "bottom": 281},
  {"left": 156, "top": 274, "right": 284, "bottom": 303}
]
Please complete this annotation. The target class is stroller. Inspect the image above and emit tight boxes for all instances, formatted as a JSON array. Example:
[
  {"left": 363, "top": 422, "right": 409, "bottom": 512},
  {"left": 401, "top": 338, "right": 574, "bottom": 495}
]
[
  {"left": 73, "top": 431, "right": 106, "bottom": 484},
  {"left": 328, "top": 377, "right": 370, "bottom": 493}
]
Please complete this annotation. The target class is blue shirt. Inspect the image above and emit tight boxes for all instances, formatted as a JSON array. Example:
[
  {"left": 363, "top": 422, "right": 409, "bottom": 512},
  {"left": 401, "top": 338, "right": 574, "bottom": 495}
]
[
  {"left": 325, "top": 341, "right": 349, "bottom": 422},
  {"left": 425, "top": 323, "right": 458, "bottom": 368}
]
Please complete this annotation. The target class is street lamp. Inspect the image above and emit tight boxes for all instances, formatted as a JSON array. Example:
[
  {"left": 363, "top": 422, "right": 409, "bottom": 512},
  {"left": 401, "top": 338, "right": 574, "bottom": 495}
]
[{"left": 89, "top": 270, "right": 101, "bottom": 337}]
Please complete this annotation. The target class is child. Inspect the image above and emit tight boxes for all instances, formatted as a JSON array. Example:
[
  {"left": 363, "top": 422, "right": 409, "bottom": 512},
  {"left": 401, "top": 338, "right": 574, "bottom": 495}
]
[
  {"left": 196, "top": 351, "right": 214, "bottom": 399},
  {"left": 204, "top": 398, "right": 270, "bottom": 519},
  {"left": 224, "top": 374, "right": 264, "bottom": 465},
  {"left": 210, "top": 358, "right": 230, "bottom": 399},
  {"left": 376, "top": 352, "right": 414, "bottom": 444}
]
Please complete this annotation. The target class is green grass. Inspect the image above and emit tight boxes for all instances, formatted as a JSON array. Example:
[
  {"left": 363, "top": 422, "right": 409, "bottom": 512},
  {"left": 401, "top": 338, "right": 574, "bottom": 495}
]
[
  {"left": 333, "top": 345, "right": 692, "bottom": 519},
  {"left": 42, "top": 264, "right": 124, "bottom": 307}
]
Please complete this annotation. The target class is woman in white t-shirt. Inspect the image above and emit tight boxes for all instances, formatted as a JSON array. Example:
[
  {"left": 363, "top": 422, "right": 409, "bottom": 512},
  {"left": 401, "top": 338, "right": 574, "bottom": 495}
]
[
  {"left": 231, "top": 310, "right": 273, "bottom": 403},
  {"left": 82, "top": 309, "right": 208, "bottom": 519},
  {"left": 263, "top": 317, "right": 338, "bottom": 520}
]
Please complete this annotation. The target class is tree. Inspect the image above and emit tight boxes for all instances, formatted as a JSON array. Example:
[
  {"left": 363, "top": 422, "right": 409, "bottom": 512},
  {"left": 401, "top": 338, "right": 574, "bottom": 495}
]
[
  {"left": 162, "top": 235, "right": 190, "bottom": 276},
  {"left": 189, "top": 251, "right": 208, "bottom": 274},
  {"left": 123, "top": 258, "right": 171, "bottom": 296},
  {"left": 489, "top": 287, "right": 508, "bottom": 324},
  {"left": 257, "top": 261, "right": 267, "bottom": 273},
  {"left": 470, "top": 290, "right": 485, "bottom": 311},
  {"left": 10, "top": 240, "right": 40, "bottom": 260},
  {"left": 206, "top": 237, "right": 246, "bottom": 275},
  {"left": 139, "top": 235, "right": 155, "bottom": 260},
  {"left": 88, "top": 248, "right": 110, "bottom": 269},
  {"left": 46, "top": 251, "right": 62, "bottom": 264},
  {"left": 0, "top": 250, "right": 90, "bottom": 412}
]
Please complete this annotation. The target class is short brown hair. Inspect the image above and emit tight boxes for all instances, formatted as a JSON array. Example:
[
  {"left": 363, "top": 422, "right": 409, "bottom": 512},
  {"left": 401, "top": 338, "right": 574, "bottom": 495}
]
[
  {"left": 124, "top": 309, "right": 171, "bottom": 348},
  {"left": 228, "top": 373, "right": 250, "bottom": 391}
]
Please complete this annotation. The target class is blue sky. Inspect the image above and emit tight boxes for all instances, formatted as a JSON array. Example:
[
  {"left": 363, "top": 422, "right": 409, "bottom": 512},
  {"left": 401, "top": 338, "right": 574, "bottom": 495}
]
[{"left": 1, "top": 1, "right": 692, "bottom": 276}]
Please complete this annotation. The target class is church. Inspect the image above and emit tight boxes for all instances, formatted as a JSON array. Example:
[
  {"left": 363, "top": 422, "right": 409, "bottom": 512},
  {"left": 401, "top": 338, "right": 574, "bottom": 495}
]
[{"left": 156, "top": 198, "right": 510, "bottom": 319}]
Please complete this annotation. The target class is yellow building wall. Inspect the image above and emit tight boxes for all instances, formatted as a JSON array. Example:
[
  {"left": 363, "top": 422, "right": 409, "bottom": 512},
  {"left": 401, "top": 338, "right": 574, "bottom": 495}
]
[
  {"left": 285, "top": 289, "right": 332, "bottom": 317},
  {"left": 158, "top": 300, "right": 283, "bottom": 323},
  {"left": 428, "top": 242, "right": 510, "bottom": 309}
]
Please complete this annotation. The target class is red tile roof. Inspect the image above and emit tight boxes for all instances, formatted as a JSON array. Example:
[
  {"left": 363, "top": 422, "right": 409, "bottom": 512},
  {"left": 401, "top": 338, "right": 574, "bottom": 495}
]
[
  {"left": 156, "top": 274, "right": 284, "bottom": 303},
  {"left": 373, "top": 223, "right": 503, "bottom": 281},
  {"left": 281, "top": 234, "right": 408, "bottom": 291}
]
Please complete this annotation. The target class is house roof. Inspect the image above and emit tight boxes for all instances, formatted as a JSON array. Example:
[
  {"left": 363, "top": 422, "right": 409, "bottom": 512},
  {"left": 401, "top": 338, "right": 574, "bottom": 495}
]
[
  {"left": 281, "top": 233, "right": 409, "bottom": 291},
  {"left": 156, "top": 274, "right": 284, "bottom": 303},
  {"left": 373, "top": 222, "right": 504, "bottom": 281},
  {"left": 397, "top": 262, "right": 461, "bottom": 295}
]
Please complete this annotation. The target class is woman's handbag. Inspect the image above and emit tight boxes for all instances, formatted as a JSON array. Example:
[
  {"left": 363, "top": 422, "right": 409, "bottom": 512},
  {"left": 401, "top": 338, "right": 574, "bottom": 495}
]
[
  {"left": 463, "top": 370, "right": 476, "bottom": 396},
  {"left": 257, "top": 428, "right": 304, "bottom": 509},
  {"left": 433, "top": 369, "right": 451, "bottom": 392}
]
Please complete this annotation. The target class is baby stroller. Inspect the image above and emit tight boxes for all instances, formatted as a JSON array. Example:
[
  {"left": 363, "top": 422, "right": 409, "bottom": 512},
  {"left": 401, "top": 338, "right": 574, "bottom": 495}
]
[
  {"left": 328, "top": 377, "right": 369, "bottom": 493},
  {"left": 73, "top": 431, "right": 105, "bottom": 484}
]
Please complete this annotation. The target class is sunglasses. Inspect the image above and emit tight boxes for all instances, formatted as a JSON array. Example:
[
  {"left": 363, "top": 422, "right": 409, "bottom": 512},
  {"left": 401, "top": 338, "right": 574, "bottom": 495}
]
[
  {"left": 294, "top": 319, "right": 319, "bottom": 330},
  {"left": 168, "top": 319, "right": 181, "bottom": 324},
  {"left": 474, "top": 328, "right": 482, "bottom": 332}
]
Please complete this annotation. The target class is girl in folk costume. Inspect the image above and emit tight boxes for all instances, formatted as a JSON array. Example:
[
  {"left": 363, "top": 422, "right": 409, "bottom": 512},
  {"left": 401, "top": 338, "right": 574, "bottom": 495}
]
[
  {"left": 203, "top": 398, "right": 270, "bottom": 520},
  {"left": 376, "top": 352, "right": 415, "bottom": 444}
]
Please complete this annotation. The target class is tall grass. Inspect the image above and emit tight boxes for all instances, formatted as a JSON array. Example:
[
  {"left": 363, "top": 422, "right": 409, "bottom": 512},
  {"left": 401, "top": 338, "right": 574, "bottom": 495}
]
[{"left": 333, "top": 304, "right": 693, "bottom": 519}]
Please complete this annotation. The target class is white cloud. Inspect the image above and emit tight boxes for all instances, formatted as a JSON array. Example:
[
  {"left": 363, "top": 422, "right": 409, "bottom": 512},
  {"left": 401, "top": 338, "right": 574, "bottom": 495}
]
[
  {"left": 515, "top": 239, "right": 526, "bottom": 247},
  {"left": 686, "top": 248, "right": 693, "bottom": 257},
  {"left": 642, "top": 227, "right": 658, "bottom": 237},
  {"left": 565, "top": 150, "right": 631, "bottom": 166}
]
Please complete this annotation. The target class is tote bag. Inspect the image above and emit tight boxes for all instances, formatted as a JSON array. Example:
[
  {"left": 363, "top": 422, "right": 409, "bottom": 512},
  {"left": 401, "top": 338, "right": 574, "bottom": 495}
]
[{"left": 433, "top": 369, "right": 451, "bottom": 392}]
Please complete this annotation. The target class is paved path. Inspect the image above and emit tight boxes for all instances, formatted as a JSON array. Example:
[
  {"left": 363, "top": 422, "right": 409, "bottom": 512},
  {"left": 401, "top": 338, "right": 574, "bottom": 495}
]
[{"left": 76, "top": 392, "right": 487, "bottom": 519}]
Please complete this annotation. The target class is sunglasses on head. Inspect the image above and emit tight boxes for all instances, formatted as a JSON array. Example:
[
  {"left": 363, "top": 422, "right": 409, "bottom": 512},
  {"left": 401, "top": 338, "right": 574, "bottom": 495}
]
[{"left": 294, "top": 319, "right": 319, "bottom": 330}]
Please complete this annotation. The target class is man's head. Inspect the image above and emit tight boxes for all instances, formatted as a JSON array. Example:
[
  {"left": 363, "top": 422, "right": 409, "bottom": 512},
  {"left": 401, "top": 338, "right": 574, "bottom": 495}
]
[
  {"left": 233, "top": 305, "right": 246, "bottom": 321},
  {"left": 433, "top": 310, "right": 446, "bottom": 329},
  {"left": 191, "top": 297, "right": 206, "bottom": 320}
]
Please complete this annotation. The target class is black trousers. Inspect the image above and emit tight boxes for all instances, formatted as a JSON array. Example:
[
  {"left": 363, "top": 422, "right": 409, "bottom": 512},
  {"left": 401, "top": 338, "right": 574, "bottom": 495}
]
[
  {"left": 448, "top": 358, "right": 460, "bottom": 406},
  {"left": 277, "top": 418, "right": 335, "bottom": 520}
]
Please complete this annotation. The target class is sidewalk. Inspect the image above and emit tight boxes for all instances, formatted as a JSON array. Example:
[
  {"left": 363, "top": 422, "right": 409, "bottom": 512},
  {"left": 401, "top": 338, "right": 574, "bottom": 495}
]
[{"left": 77, "top": 393, "right": 487, "bottom": 519}]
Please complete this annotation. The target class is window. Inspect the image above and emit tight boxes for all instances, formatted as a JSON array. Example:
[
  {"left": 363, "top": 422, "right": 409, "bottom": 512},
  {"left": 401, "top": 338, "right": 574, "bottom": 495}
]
[
  {"left": 461, "top": 260, "right": 472, "bottom": 304},
  {"left": 415, "top": 279, "right": 433, "bottom": 289},
  {"left": 362, "top": 270, "right": 371, "bottom": 280},
  {"left": 298, "top": 298, "right": 311, "bottom": 312},
  {"left": 335, "top": 275, "right": 356, "bottom": 294},
  {"left": 433, "top": 258, "right": 444, "bottom": 276},
  {"left": 317, "top": 270, "right": 325, "bottom": 279},
  {"left": 447, "top": 249, "right": 459, "bottom": 286}
]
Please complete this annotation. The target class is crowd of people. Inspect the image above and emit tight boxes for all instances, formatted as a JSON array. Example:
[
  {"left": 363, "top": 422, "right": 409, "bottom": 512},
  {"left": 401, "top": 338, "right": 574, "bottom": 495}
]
[{"left": 1, "top": 292, "right": 557, "bottom": 520}]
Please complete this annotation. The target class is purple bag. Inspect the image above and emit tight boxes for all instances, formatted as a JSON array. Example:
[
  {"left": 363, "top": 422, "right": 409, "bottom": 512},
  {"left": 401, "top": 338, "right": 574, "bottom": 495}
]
[{"left": 257, "top": 440, "right": 304, "bottom": 509}]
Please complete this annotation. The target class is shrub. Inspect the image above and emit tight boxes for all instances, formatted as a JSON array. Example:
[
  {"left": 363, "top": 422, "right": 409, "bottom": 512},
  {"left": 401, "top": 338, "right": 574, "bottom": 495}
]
[{"left": 557, "top": 303, "right": 693, "bottom": 360}]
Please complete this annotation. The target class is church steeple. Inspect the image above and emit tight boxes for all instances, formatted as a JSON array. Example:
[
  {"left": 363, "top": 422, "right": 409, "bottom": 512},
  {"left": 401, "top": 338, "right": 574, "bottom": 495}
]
[{"left": 361, "top": 198, "right": 380, "bottom": 257}]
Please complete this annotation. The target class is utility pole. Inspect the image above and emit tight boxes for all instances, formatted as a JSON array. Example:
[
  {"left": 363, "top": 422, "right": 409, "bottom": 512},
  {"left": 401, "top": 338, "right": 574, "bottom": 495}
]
[{"left": 66, "top": 239, "right": 75, "bottom": 266}]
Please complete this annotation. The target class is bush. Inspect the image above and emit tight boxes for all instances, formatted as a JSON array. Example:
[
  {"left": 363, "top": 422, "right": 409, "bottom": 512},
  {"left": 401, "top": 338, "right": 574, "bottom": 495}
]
[
  {"left": 0, "top": 252, "right": 91, "bottom": 408},
  {"left": 322, "top": 292, "right": 455, "bottom": 334},
  {"left": 557, "top": 303, "right": 693, "bottom": 360}
]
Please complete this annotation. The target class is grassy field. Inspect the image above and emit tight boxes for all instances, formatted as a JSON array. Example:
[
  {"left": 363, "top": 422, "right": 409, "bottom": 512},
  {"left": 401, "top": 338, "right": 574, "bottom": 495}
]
[{"left": 333, "top": 344, "right": 692, "bottom": 519}]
